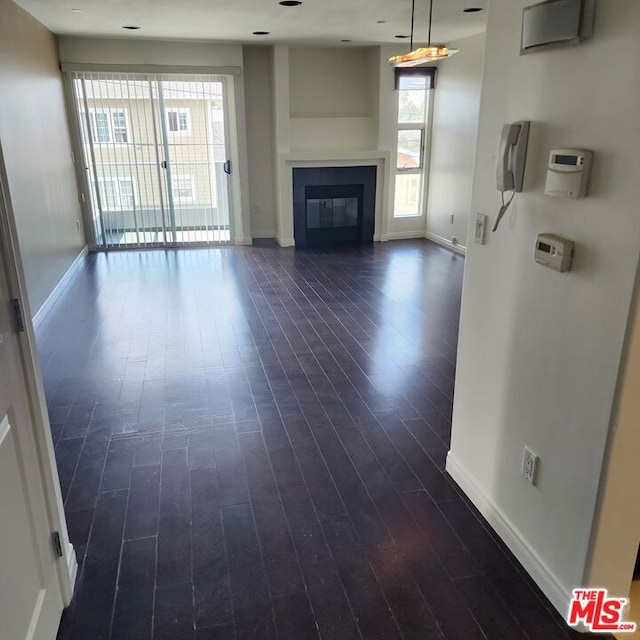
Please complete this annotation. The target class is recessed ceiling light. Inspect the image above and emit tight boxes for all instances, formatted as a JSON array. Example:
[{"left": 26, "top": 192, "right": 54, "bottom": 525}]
[
  {"left": 377, "top": 20, "right": 386, "bottom": 24},
  {"left": 341, "top": 39, "right": 352, "bottom": 43},
  {"left": 279, "top": 1, "right": 302, "bottom": 5},
  {"left": 71, "top": 8, "right": 82, "bottom": 12},
  {"left": 252, "top": 31, "right": 270, "bottom": 35},
  {"left": 122, "top": 25, "right": 141, "bottom": 30},
  {"left": 463, "top": 7, "right": 484, "bottom": 12},
  {"left": 395, "top": 34, "right": 410, "bottom": 38}
]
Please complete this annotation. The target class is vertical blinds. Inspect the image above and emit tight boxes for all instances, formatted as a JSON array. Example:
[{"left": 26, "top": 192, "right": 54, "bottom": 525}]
[{"left": 70, "top": 72, "right": 232, "bottom": 249}]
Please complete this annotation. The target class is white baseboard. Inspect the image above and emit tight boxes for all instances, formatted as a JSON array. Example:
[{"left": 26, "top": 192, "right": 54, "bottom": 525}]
[
  {"left": 274, "top": 233, "right": 295, "bottom": 247},
  {"left": 234, "top": 237, "right": 253, "bottom": 246},
  {"left": 33, "top": 246, "right": 88, "bottom": 330},
  {"left": 446, "top": 452, "right": 572, "bottom": 619},
  {"left": 251, "top": 232, "right": 275, "bottom": 240},
  {"left": 382, "top": 230, "right": 428, "bottom": 241},
  {"left": 425, "top": 231, "right": 466, "bottom": 255}
]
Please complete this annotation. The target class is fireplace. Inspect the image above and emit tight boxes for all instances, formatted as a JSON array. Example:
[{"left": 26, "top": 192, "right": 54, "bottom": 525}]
[{"left": 293, "top": 166, "right": 376, "bottom": 248}]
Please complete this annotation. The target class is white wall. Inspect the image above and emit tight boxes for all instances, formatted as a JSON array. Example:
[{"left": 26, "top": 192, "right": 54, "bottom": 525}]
[
  {"left": 57, "top": 36, "right": 253, "bottom": 244},
  {"left": 426, "top": 33, "right": 485, "bottom": 251},
  {"left": 243, "top": 46, "right": 276, "bottom": 238},
  {"left": 0, "top": 0, "right": 85, "bottom": 316},
  {"left": 447, "top": 0, "right": 640, "bottom": 617},
  {"left": 289, "top": 47, "right": 375, "bottom": 118},
  {"left": 288, "top": 47, "right": 379, "bottom": 153},
  {"left": 58, "top": 36, "right": 242, "bottom": 68}
]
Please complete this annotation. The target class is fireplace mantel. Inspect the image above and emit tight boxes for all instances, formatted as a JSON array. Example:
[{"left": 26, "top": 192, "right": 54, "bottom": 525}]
[
  {"left": 273, "top": 150, "right": 392, "bottom": 247},
  {"left": 282, "top": 150, "right": 391, "bottom": 164}
]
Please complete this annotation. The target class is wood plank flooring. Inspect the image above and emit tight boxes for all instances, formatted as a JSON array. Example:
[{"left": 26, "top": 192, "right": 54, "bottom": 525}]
[{"left": 36, "top": 241, "right": 601, "bottom": 639}]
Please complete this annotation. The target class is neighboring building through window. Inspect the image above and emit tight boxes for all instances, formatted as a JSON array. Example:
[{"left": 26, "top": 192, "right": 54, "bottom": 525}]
[
  {"left": 172, "top": 175, "right": 195, "bottom": 203},
  {"left": 166, "top": 108, "right": 191, "bottom": 135},
  {"left": 394, "top": 74, "right": 431, "bottom": 217},
  {"left": 81, "top": 109, "right": 130, "bottom": 144},
  {"left": 97, "top": 176, "right": 136, "bottom": 210}
]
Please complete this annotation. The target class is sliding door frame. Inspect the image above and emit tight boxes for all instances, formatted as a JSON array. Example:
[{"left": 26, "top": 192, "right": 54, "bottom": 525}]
[{"left": 63, "top": 69, "right": 245, "bottom": 249}]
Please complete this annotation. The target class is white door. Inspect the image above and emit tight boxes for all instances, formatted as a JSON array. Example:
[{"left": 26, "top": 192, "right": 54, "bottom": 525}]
[{"left": 0, "top": 230, "right": 65, "bottom": 637}]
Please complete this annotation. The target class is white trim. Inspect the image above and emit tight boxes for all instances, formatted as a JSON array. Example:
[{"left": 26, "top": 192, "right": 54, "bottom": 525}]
[
  {"left": 281, "top": 150, "right": 392, "bottom": 163},
  {"left": 425, "top": 231, "right": 467, "bottom": 255},
  {"left": 233, "top": 237, "right": 253, "bottom": 246},
  {"left": 382, "top": 230, "right": 427, "bottom": 241},
  {"left": 278, "top": 154, "right": 389, "bottom": 249},
  {"left": 393, "top": 86, "right": 432, "bottom": 218},
  {"left": 25, "top": 589, "right": 46, "bottom": 640},
  {"left": 33, "top": 246, "right": 88, "bottom": 330},
  {"left": 0, "top": 142, "right": 77, "bottom": 607},
  {"left": 66, "top": 543, "right": 78, "bottom": 589},
  {"left": 274, "top": 233, "right": 295, "bottom": 247},
  {"left": 251, "top": 232, "right": 275, "bottom": 239},
  {"left": 61, "top": 63, "right": 243, "bottom": 75},
  {"left": 446, "top": 451, "right": 573, "bottom": 618}
]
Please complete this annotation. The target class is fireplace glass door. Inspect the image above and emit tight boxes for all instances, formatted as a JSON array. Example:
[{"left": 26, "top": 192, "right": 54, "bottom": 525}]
[{"left": 304, "top": 185, "right": 363, "bottom": 246}]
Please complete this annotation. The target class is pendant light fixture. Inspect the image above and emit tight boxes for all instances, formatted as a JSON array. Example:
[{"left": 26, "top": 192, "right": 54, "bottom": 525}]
[{"left": 389, "top": 0, "right": 459, "bottom": 67}]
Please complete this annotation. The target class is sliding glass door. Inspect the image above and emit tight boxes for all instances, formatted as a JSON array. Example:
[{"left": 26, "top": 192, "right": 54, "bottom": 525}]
[{"left": 70, "top": 72, "right": 233, "bottom": 248}]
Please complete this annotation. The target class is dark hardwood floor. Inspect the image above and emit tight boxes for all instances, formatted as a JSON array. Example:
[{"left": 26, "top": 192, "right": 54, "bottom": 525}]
[{"left": 37, "top": 240, "right": 591, "bottom": 640}]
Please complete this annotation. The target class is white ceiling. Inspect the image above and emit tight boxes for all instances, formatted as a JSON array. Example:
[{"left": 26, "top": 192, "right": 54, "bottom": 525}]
[{"left": 13, "top": 0, "right": 487, "bottom": 44}]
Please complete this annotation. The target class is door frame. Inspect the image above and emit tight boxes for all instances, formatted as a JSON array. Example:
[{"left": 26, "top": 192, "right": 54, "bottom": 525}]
[
  {"left": 63, "top": 71, "right": 246, "bottom": 249},
  {"left": 0, "top": 143, "right": 77, "bottom": 607}
]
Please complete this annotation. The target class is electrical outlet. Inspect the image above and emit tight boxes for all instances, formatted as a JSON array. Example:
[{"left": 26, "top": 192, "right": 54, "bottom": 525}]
[
  {"left": 474, "top": 213, "right": 487, "bottom": 245},
  {"left": 451, "top": 236, "right": 458, "bottom": 245},
  {"left": 522, "top": 446, "right": 538, "bottom": 485},
  {"left": 450, "top": 213, "right": 455, "bottom": 224}
]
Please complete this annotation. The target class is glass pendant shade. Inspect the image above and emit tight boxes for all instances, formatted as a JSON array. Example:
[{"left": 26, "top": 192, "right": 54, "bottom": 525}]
[{"left": 389, "top": 46, "right": 459, "bottom": 66}]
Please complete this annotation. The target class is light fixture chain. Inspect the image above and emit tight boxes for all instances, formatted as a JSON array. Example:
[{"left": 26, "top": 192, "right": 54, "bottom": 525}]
[
  {"left": 410, "top": 0, "right": 416, "bottom": 51},
  {"left": 428, "top": 0, "right": 433, "bottom": 46}
]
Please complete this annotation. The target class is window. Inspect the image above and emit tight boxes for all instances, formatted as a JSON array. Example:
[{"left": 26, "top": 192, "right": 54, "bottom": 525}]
[
  {"left": 394, "top": 74, "right": 432, "bottom": 217},
  {"left": 166, "top": 108, "right": 191, "bottom": 135},
  {"left": 81, "top": 109, "right": 130, "bottom": 144},
  {"left": 97, "top": 177, "right": 136, "bottom": 210},
  {"left": 172, "top": 175, "right": 195, "bottom": 203}
]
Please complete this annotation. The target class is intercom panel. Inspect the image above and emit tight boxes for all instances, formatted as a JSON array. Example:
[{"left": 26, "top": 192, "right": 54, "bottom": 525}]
[{"left": 496, "top": 121, "right": 530, "bottom": 193}]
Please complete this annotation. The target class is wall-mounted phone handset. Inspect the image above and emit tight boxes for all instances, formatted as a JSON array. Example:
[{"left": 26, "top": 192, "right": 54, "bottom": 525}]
[{"left": 493, "top": 121, "right": 531, "bottom": 232}]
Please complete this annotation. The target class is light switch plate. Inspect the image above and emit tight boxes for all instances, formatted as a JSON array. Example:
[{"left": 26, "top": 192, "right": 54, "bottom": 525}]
[{"left": 474, "top": 213, "right": 488, "bottom": 245}]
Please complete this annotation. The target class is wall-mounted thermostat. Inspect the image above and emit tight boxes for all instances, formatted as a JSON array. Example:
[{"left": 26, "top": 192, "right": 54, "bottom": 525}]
[
  {"left": 535, "top": 233, "right": 574, "bottom": 272},
  {"left": 544, "top": 149, "right": 592, "bottom": 198}
]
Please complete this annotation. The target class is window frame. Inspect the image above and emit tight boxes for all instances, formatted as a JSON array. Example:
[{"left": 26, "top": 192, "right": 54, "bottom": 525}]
[
  {"left": 171, "top": 174, "right": 196, "bottom": 204},
  {"left": 393, "top": 76, "right": 434, "bottom": 219},
  {"left": 80, "top": 108, "right": 131, "bottom": 146},
  {"left": 165, "top": 107, "right": 192, "bottom": 136},
  {"left": 96, "top": 176, "right": 138, "bottom": 211}
]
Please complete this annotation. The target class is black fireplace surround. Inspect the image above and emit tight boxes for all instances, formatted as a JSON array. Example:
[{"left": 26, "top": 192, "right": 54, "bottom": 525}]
[{"left": 293, "top": 166, "right": 377, "bottom": 248}]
